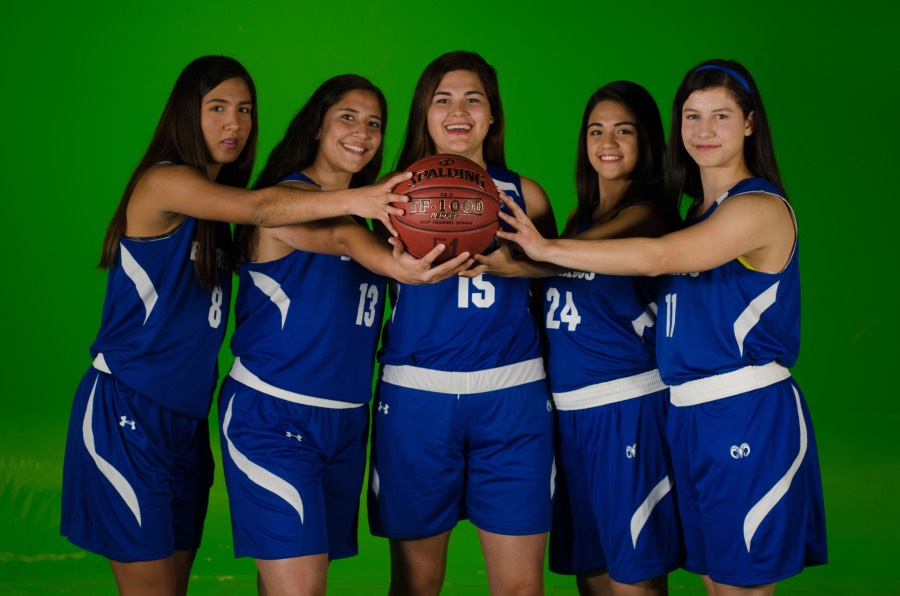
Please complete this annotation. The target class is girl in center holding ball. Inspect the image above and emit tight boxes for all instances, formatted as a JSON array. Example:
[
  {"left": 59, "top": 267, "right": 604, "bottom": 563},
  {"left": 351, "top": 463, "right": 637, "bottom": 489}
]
[
  {"left": 367, "top": 51, "right": 558, "bottom": 594},
  {"left": 218, "top": 74, "right": 470, "bottom": 595}
]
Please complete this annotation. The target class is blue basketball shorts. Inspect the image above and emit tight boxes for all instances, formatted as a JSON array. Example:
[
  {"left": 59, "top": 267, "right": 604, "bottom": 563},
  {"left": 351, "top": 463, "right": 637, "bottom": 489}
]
[
  {"left": 666, "top": 378, "right": 828, "bottom": 585},
  {"left": 367, "top": 377, "right": 554, "bottom": 539},
  {"left": 218, "top": 376, "right": 369, "bottom": 560},
  {"left": 61, "top": 367, "right": 213, "bottom": 562},
  {"left": 549, "top": 389, "right": 682, "bottom": 584}
]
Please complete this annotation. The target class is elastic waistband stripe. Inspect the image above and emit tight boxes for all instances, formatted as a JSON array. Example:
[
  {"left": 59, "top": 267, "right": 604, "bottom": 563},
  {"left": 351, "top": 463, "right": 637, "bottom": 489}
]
[
  {"left": 669, "top": 362, "right": 791, "bottom": 406},
  {"left": 381, "top": 358, "right": 546, "bottom": 395},
  {"left": 229, "top": 357, "right": 363, "bottom": 410},
  {"left": 553, "top": 370, "right": 666, "bottom": 411}
]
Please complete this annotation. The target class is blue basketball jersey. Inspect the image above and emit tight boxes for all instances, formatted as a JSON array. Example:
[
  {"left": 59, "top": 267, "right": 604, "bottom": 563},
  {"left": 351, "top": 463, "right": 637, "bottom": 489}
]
[
  {"left": 230, "top": 173, "right": 385, "bottom": 403},
  {"left": 657, "top": 178, "right": 800, "bottom": 386},
  {"left": 90, "top": 217, "right": 231, "bottom": 419},
  {"left": 543, "top": 269, "right": 659, "bottom": 393},
  {"left": 378, "top": 166, "right": 542, "bottom": 371}
]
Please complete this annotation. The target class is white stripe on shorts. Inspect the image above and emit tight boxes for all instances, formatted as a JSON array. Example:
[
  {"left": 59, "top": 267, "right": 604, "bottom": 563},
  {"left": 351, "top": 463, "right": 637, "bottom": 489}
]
[
  {"left": 229, "top": 357, "right": 363, "bottom": 409},
  {"left": 743, "top": 385, "right": 808, "bottom": 552},
  {"left": 82, "top": 375, "right": 142, "bottom": 527},
  {"left": 380, "top": 358, "right": 546, "bottom": 395},
  {"left": 222, "top": 393, "right": 305, "bottom": 523},
  {"left": 630, "top": 474, "right": 673, "bottom": 548},
  {"left": 553, "top": 369, "right": 667, "bottom": 411},
  {"left": 669, "top": 362, "right": 791, "bottom": 406}
]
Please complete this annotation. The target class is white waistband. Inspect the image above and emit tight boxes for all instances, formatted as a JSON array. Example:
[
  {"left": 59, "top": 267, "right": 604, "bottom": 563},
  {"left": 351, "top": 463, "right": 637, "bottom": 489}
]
[
  {"left": 553, "top": 370, "right": 667, "bottom": 411},
  {"left": 229, "top": 357, "right": 363, "bottom": 410},
  {"left": 669, "top": 362, "right": 791, "bottom": 406},
  {"left": 93, "top": 353, "right": 111, "bottom": 374},
  {"left": 380, "top": 358, "right": 546, "bottom": 395}
]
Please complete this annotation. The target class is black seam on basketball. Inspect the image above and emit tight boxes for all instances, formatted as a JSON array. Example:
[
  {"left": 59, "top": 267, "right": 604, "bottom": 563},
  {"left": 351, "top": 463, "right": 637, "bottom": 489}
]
[{"left": 402, "top": 187, "right": 500, "bottom": 201}]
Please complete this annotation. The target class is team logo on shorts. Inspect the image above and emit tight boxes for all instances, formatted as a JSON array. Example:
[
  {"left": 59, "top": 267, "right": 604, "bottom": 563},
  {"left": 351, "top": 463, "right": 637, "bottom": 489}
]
[
  {"left": 546, "top": 400, "right": 552, "bottom": 412},
  {"left": 730, "top": 443, "right": 751, "bottom": 459},
  {"left": 378, "top": 402, "right": 390, "bottom": 415},
  {"left": 626, "top": 443, "right": 637, "bottom": 459},
  {"left": 118, "top": 416, "right": 135, "bottom": 430},
  {"left": 285, "top": 431, "right": 303, "bottom": 442}
]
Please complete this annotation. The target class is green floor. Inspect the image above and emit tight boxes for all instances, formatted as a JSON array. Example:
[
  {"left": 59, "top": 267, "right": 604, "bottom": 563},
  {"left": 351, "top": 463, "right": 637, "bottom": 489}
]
[
  {"left": 2, "top": 433, "right": 896, "bottom": 594},
  {"left": 0, "top": 526, "right": 857, "bottom": 595}
]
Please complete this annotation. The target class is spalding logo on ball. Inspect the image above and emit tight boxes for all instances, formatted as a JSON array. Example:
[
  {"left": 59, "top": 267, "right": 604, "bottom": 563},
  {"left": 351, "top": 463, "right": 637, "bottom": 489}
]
[{"left": 390, "top": 154, "right": 501, "bottom": 262}]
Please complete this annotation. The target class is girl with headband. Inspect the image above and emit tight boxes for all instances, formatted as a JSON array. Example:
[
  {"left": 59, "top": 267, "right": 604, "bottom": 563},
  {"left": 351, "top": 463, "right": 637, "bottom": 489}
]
[{"left": 492, "top": 59, "right": 827, "bottom": 594}]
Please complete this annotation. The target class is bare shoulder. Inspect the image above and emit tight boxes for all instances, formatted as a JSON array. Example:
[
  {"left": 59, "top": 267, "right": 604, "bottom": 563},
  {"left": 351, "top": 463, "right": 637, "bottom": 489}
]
[
  {"left": 138, "top": 162, "right": 210, "bottom": 186},
  {"left": 717, "top": 191, "right": 792, "bottom": 227},
  {"left": 516, "top": 175, "right": 552, "bottom": 213},
  {"left": 517, "top": 175, "right": 556, "bottom": 237},
  {"left": 518, "top": 175, "right": 548, "bottom": 200},
  {"left": 126, "top": 163, "right": 205, "bottom": 235}
]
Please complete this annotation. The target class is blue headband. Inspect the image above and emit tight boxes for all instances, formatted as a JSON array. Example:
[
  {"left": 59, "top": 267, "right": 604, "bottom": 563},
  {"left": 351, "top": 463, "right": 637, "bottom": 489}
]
[{"left": 694, "top": 64, "right": 752, "bottom": 94}]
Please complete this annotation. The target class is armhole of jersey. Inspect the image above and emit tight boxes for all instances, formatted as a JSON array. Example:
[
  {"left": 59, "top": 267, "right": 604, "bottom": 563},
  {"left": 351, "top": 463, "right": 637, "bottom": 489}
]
[
  {"left": 727, "top": 190, "right": 797, "bottom": 274},
  {"left": 125, "top": 217, "right": 190, "bottom": 242}
]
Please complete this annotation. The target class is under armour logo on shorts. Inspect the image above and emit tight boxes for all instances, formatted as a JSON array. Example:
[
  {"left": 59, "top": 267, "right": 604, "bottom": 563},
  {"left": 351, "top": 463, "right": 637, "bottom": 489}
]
[
  {"left": 378, "top": 402, "right": 390, "bottom": 415},
  {"left": 286, "top": 432, "right": 303, "bottom": 442},
  {"left": 119, "top": 416, "right": 135, "bottom": 430}
]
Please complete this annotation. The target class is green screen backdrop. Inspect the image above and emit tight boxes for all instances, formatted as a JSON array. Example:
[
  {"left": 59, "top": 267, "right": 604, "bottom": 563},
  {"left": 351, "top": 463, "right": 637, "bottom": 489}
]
[{"left": 3, "top": 1, "right": 898, "bottom": 593}]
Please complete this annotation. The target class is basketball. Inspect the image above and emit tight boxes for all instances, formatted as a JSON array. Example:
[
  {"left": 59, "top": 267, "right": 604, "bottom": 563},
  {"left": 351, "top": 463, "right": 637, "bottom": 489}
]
[{"left": 390, "top": 154, "right": 501, "bottom": 261}]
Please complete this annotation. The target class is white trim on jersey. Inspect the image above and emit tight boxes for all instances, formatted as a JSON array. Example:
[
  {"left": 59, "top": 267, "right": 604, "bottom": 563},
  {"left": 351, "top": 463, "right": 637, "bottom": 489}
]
[
  {"left": 229, "top": 358, "right": 364, "bottom": 409},
  {"left": 669, "top": 362, "right": 791, "bottom": 406},
  {"left": 734, "top": 282, "right": 780, "bottom": 357},
  {"left": 248, "top": 271, "right": 291, "bottom": 330},
  {"left": 222, "top": 393, "right": 305, "bottom": 523},
  {"left": 381, "top": 357, "right": 546, "bottom": 395},
  {"left": 743, "top": 386, "right": 808, "bottom": 551},
  {"left": 119, "top": 244, "right": 158, "bottom": 325},
  {"left": 494, "top": 179, "right": 519, "bottom": 196},
  {"left": 93, "top": 353, "right": 111, "bottom": 374},
  {"left": 631, "top": 301, "right": 658, "bottom": 338},
  {"left": 552, "top": 369, "right": 667, "bottom": 411},
  {"left": 82, "top": 375, "right": 142, "bottom": 527}
]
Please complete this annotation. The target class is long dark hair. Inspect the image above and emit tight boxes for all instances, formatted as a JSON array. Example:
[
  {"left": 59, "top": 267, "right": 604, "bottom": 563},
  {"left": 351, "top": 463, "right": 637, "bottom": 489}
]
[
  {"left": 395, "top": 51, "right": 505, "bottom": 170},
  {"left": 563, "top": 81, "right": 668, "bottom": 238},
  {"left": 667, "top": 59, "right": 785, "bottom": 217},
  {"left": 99, "top": 55, "right": 257, "bottom": 288},
  {"left": 234, "top": 74, "right": 387, "bottom": 262}
]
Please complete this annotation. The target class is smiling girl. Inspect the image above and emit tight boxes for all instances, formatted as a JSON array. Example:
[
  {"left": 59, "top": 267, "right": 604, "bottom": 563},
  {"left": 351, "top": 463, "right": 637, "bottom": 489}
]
[
  {"left": 493, "top": 59, "right": 827, "bottom": 596},
  {"left": 218, "top": 74, "right": 468, "bottom": 595},
  {"left": 60, "top": 56, "right": 414, "bottom": 596},
  {"left": 366, "top": 51, "right": 557, "bottom": 595},
  {"left": 462, "top": 81, "right": 683, "bottom": 596}
]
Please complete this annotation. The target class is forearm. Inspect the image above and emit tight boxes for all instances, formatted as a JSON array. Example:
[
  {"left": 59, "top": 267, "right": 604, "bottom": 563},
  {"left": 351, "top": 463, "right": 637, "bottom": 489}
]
[
  {"left": 541, "top": 237, "right": 663, "bottom": 276},
  {"left": 498, "top": 252, "right": 564, "bottom": 278},
  {"left": 251, "top": 186, "right": 354, "bottom": 227},
  {"left": 339, "top": 224, "right": 395, "bottom": 277}
]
